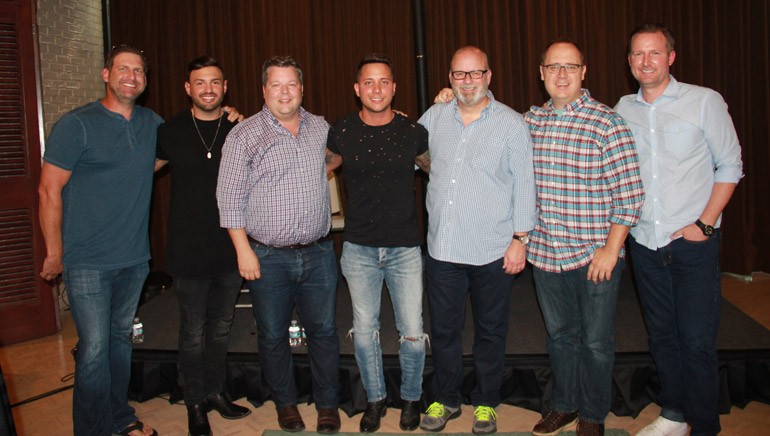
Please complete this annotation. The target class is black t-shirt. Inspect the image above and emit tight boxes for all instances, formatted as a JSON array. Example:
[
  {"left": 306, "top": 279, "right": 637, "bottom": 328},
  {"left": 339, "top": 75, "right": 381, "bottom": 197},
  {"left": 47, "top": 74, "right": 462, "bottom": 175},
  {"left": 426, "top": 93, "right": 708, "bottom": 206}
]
[
  {"left": 327, "top": 112, "right": 428, "bottom": 247},
  {"left": 156, "top": 110, "right": 238, "bottom": 278}
]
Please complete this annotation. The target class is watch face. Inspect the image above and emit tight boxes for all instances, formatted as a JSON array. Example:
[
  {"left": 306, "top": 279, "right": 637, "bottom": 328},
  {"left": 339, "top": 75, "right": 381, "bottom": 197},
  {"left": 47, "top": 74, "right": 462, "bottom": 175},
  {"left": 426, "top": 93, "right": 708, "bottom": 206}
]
[
  {"left": 704, "top": 226, "right": 715, "bottom": 236},
  {"left": 521, "top": 235, "right": 530, "bottom": 245}
]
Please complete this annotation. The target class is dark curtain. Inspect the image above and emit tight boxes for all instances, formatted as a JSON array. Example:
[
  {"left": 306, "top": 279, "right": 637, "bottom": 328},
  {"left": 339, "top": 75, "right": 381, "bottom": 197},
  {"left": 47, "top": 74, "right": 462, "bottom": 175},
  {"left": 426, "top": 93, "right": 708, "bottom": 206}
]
[{"left": 110, "top": 0, "right": 769, "bottom": 275}]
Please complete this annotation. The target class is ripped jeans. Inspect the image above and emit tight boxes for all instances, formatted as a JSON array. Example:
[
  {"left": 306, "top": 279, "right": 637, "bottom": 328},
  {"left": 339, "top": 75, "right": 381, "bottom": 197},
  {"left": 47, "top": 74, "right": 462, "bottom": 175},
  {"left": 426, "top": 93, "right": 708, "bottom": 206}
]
[{"left": 341, "top": 242, "right": 427, "bottom": 402}]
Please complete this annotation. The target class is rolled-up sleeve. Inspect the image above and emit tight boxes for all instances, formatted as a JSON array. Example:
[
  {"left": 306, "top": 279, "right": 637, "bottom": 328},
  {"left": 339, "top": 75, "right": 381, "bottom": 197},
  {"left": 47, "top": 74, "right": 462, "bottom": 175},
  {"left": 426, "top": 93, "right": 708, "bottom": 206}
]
[
  {"left": 216, "top": 127, "right": 250, "bottom": 229},
  {"left": 702, "top": 91, "right": 743, "bottom": 184}
]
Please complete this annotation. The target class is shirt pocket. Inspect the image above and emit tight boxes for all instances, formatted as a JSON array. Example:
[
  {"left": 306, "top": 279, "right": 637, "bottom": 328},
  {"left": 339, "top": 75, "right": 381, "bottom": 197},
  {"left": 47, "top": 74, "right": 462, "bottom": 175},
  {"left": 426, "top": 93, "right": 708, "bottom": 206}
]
[
  {"left": 661, "top": 121, "right": 697, "bottom": 157},
  {"left": 471, "top": 137, "right": 507, "bottom": 173}
]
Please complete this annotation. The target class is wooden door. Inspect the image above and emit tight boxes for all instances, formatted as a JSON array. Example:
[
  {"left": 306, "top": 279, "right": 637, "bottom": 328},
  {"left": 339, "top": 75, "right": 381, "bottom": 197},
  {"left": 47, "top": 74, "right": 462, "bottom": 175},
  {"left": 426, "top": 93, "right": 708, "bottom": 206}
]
[{"left": 0, "top": 0, "right": 59, "bottom": 345}]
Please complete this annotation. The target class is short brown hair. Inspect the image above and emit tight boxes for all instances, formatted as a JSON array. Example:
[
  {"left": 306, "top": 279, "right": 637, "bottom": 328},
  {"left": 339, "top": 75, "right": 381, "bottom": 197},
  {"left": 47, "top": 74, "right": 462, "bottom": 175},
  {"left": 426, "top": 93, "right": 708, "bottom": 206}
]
[
  {"left": 106, "top": 44, "right": 147, "bottom": 72},
  {"left": 629, "top": 23, "right": 676, "bottom": 54},
  {"left": 261, "top": 55, "right": 303, "bottom": 85}
]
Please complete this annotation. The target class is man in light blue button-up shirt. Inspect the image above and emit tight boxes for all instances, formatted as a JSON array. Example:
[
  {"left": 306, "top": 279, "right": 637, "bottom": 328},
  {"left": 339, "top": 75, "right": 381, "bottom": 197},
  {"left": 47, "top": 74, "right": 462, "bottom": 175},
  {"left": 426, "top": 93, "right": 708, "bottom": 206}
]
[
  {"left": 615, "top": 23, "right": 743, "bottom": 436},
  {"left": 417, "top": 46, "right": 536, "bottom": 434}
]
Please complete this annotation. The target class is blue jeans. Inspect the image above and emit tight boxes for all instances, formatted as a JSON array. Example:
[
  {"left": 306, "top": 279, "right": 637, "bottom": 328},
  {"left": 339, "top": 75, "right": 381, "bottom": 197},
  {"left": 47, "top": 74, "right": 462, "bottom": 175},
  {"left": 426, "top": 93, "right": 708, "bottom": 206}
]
[
  {"left": 533, "top": 260, "right": 624, "bottom": 423},
  {"left": 247, "top": 240, "right": 340, "bottom": 409},
  {"left": 63, "top": 262, "right": 149, "bottom": 436},
  {"left": 175, "top": 271, "right": 243, "bottom": 405},
  {"left": 629, "top": 234, "right": 721, "bottom": 436},
  {"left": 425, "top": 255, "right": 515, "bottom": 408},
  {"left": 341, "top": 242, "right": 426, "bottom": 402}
]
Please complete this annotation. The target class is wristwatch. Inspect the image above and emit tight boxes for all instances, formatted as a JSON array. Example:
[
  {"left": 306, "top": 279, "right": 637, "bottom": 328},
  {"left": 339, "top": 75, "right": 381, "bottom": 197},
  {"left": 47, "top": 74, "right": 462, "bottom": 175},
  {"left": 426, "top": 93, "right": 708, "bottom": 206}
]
[
  {"left": 695, "top": 219, "right": 715, "bottom": 237},
  {"left": 513, "top": 234, "right": 530, "bottom": 246}
]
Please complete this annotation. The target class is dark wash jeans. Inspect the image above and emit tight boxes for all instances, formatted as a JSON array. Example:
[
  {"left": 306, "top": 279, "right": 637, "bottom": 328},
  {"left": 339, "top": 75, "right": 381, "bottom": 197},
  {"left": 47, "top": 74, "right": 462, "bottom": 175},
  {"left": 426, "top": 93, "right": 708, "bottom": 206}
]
[
  {"left": 425, "top": 255, "right": 516, "bottom": 408},
  {"left": 533, "top": 259, "right": 624, "bottom": 423},
  {"left": 246, "top": 240, "right": 340, "bottom": 409},
  {"left": 629, "top": 233, "right": 721, "bottom": 436},
  {"left": 175, "top": 271, "right": 243, "bottom": 405},
  {"left": 64, "top": 262, "right": 149, "bottom": 436}
]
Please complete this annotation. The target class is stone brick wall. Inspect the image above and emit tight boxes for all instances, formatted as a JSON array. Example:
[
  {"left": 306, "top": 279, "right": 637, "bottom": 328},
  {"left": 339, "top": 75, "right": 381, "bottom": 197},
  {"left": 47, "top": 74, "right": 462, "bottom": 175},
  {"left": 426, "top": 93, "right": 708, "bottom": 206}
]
[{"left": 36, "top": 0, "right": 104, "bottom": 136}]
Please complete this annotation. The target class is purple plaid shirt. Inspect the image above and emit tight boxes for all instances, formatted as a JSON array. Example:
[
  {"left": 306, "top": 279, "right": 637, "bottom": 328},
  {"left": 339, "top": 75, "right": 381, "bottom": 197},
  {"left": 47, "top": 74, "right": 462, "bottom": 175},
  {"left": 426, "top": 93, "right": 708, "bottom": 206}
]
[{"left": 216, "top": 106, "right": 331, "bottom": 246}]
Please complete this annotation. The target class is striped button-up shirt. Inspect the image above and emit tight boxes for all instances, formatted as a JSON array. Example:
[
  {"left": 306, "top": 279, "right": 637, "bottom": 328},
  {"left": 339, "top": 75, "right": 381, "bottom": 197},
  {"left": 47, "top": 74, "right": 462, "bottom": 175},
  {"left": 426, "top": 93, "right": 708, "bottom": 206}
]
[
  {"left": 525, "top": 89, "right": 644, "bottom": 272},
  {"left": 418, "top": 91, "right": 537, "bottom": 265},
  {"left": 216, "top": 106, "right": 331, "bottom": 246}
]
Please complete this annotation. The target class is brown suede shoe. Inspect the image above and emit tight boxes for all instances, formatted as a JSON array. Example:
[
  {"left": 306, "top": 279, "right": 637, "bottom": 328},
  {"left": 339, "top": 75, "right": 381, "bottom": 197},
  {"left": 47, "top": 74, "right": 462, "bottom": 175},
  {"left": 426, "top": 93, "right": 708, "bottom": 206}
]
[
  {"left": 317, "top": 407, "right": 341, "bottom": 434},
  {"left": 576, "top": 420, "right": 605, "bottom": 436},
  {"left": 277, "top": 405, "right": 305, "bottom": 432}
]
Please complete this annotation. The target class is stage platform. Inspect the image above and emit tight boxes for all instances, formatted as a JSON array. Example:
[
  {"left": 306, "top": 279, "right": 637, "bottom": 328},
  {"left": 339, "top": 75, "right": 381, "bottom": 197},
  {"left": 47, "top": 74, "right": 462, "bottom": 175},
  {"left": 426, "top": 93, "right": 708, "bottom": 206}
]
[{"left": 129, "top": 266, "right": 770, "bottom": 417}]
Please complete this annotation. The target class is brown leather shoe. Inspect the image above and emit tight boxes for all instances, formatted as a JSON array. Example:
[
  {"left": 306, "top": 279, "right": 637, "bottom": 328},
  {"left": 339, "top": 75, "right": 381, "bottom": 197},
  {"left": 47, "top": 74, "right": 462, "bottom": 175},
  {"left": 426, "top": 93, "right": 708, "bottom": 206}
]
[
  {"left": 317, "top": 407, "right": 341, "bottom": 434},
  {"left": 532, "top": 409, "right": 578, "bottom": 435},
  {"left": 576, "top": 419, "right": 605, "bottom": 436},
  {"left": 277, "top": 405, "right": 305, "bottom": 432}
]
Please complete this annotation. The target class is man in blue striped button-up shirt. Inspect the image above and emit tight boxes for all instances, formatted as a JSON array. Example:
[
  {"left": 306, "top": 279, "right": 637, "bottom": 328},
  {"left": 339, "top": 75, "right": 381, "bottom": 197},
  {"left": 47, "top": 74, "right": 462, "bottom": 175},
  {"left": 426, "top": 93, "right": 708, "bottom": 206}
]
[{"left": 417, "top": 46, "right": 537, "bottom": 435}]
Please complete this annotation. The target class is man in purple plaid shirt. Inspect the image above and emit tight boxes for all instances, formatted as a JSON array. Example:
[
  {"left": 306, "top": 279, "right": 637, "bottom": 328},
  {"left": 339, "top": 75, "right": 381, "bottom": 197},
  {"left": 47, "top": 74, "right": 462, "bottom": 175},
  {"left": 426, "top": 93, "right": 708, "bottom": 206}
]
[{"left": 216, "top": 55, "right": 342, "bottom": 434}]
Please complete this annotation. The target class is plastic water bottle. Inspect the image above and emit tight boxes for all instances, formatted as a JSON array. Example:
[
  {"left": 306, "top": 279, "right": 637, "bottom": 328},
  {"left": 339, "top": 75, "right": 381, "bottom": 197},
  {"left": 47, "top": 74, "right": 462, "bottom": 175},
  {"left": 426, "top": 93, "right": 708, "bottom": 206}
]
[
  {"left": 132, "top": 317, "right": 144, "bottom": 344},
  {"left": 289, "top": 320, "right": 301, "bottom": 347}
]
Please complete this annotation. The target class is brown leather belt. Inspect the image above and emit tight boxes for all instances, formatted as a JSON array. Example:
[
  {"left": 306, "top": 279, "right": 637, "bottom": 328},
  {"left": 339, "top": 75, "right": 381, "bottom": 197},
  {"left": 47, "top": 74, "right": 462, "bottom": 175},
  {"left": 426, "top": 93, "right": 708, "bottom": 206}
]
[{"left": 250, "top": 234, "right": 332, "bottom": 249}]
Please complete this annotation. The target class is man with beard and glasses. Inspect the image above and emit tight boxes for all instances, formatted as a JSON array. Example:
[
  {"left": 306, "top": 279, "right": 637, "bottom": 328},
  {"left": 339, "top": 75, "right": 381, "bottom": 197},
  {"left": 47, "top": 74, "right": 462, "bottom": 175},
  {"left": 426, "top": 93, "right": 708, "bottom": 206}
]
[
  {"left": 417, "top": 46, "right": 536, "bottom": 434},
  {"left": 154, "top": 55, "right": 248, "bottom": 436},
  {"left": 326, "top": 54, "right": 430, "bottom": 433},
  {"left": 38, "top": 45, "right": 162, "bottom": 436}
]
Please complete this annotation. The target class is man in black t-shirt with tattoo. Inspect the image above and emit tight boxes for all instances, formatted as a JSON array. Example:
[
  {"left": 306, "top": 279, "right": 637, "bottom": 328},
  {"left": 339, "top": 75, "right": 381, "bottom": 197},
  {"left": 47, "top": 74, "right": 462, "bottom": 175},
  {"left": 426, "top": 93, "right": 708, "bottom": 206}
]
[
  {"left": 155, "top": 56, "right": 249, "bottom": 436},
  {"left": 326, "top": 54, "right": 431, "bottom": 433}
]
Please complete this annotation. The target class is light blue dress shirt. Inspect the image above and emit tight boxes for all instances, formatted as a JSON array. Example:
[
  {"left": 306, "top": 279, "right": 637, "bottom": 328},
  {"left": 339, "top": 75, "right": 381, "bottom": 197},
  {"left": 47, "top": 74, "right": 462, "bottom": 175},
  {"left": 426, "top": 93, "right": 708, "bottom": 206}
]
[
  {"left": 615, "top": 76, "right": 743, "bottom": 250},
  {"left": 418, "top": 91, "right": 537, "bottom": 265}
]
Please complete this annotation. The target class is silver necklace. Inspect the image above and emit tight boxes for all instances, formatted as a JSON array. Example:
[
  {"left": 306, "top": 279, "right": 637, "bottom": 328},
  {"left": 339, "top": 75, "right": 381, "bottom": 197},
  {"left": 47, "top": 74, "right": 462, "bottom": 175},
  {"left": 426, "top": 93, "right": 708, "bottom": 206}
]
[{"left": 191, "top": 110, "right": 222, "bottom": 159}]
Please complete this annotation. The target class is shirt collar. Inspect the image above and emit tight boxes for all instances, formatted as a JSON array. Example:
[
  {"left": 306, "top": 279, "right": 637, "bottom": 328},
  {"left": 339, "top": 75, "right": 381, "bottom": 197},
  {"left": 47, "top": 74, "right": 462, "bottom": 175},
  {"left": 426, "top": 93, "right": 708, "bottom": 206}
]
[
  {"left": 530, "top": 88, "right": 591, "bottom": 115},
  {"left": 263, "top": 105, "right": 308, "bottom": 128},
  {"left": 452, "top": 90, "right": 497, "bottom": 118},
  {"left": 634, "top": 74, "right": 679, "bottom": 104}
]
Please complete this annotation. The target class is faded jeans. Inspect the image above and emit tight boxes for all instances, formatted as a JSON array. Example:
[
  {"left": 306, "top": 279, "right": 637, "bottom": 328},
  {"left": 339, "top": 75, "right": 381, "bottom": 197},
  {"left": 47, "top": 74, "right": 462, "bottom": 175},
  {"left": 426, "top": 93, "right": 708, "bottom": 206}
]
[{"left": 341, "top": 242, "right": 426, "bottom": 402}]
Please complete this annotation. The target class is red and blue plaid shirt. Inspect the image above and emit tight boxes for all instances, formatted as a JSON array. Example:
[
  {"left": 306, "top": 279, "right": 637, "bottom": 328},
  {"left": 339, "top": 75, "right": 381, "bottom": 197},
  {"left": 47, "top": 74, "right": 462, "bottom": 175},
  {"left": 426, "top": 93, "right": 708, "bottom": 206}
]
[{"left": 525, "top": 90, "right": 644, "bottom": 272}]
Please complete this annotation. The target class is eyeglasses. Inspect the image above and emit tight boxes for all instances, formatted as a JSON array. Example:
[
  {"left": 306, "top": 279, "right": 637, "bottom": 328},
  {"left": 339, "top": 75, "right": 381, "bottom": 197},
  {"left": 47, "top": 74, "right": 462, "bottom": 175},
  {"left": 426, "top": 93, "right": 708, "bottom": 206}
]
[
  {"left": 541, "top": 63, "right": 583, "bottom": 74},
  {"left": 450, "top": 69, "right": 488, "bottom": 80}
]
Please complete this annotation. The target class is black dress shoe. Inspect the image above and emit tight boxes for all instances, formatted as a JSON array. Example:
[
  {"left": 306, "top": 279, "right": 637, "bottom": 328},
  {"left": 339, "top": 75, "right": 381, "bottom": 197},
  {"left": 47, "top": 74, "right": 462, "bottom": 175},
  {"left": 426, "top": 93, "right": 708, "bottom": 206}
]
[
  {"left": 277, "top": 405, "right": 306, "bottom": 432},
  {"left": 360, "top": 398, "right": 387, "bottom": 433},
  {"left": 187, "top": 403, "right": 212, "bottom": 436},
  {"left": 207, "top": 393, "right": 251, "bottom": 419},
  {"left": 399, "top": 400, "right": 420, "bottom": 431}
]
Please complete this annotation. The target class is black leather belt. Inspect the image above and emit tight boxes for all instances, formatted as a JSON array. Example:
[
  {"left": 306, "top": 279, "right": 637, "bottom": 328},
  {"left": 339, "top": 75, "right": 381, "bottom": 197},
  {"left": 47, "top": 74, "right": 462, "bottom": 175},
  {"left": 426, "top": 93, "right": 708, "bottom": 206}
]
[{"left": 250, "top": 234, "right": 332, "bottom": 249}]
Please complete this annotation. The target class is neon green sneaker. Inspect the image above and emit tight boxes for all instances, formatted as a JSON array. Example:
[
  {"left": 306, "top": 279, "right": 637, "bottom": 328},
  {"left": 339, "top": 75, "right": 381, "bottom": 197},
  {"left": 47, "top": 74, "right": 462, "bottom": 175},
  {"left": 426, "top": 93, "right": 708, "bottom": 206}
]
[
  {"left": 472, "top": 405, "right": 497, "bottom": 434},
  {"left": 419, "top": 402, "right": 461, "bottom": 432}
]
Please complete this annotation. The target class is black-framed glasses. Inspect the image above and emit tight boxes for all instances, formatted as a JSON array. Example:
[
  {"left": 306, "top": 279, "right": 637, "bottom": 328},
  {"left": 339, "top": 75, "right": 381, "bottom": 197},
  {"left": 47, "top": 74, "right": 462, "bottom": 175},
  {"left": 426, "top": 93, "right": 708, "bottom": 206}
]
[
  {"left": 541, "top": 63, "right": 583, "bottom": 74},
  {"left": 450, "top": 69, "right": 488, "bottom": 80}
]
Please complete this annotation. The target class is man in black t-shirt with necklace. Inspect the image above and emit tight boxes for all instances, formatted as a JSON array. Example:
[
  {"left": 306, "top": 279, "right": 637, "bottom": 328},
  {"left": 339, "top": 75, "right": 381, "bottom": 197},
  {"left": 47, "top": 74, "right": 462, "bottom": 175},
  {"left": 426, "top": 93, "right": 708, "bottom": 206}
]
[
  {"left": 155, "top": 56, "right": 249, "bottom": 436},
  {"left": 326, "top": 54, "right": 431, "bottom": 433}
]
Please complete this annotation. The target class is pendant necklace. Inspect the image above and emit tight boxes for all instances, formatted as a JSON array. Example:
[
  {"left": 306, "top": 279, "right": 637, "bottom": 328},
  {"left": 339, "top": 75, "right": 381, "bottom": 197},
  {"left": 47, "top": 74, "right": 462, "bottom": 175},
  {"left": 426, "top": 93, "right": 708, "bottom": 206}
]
[{"left": 191, "top": 110, "right": 222, "bottom": 159}]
